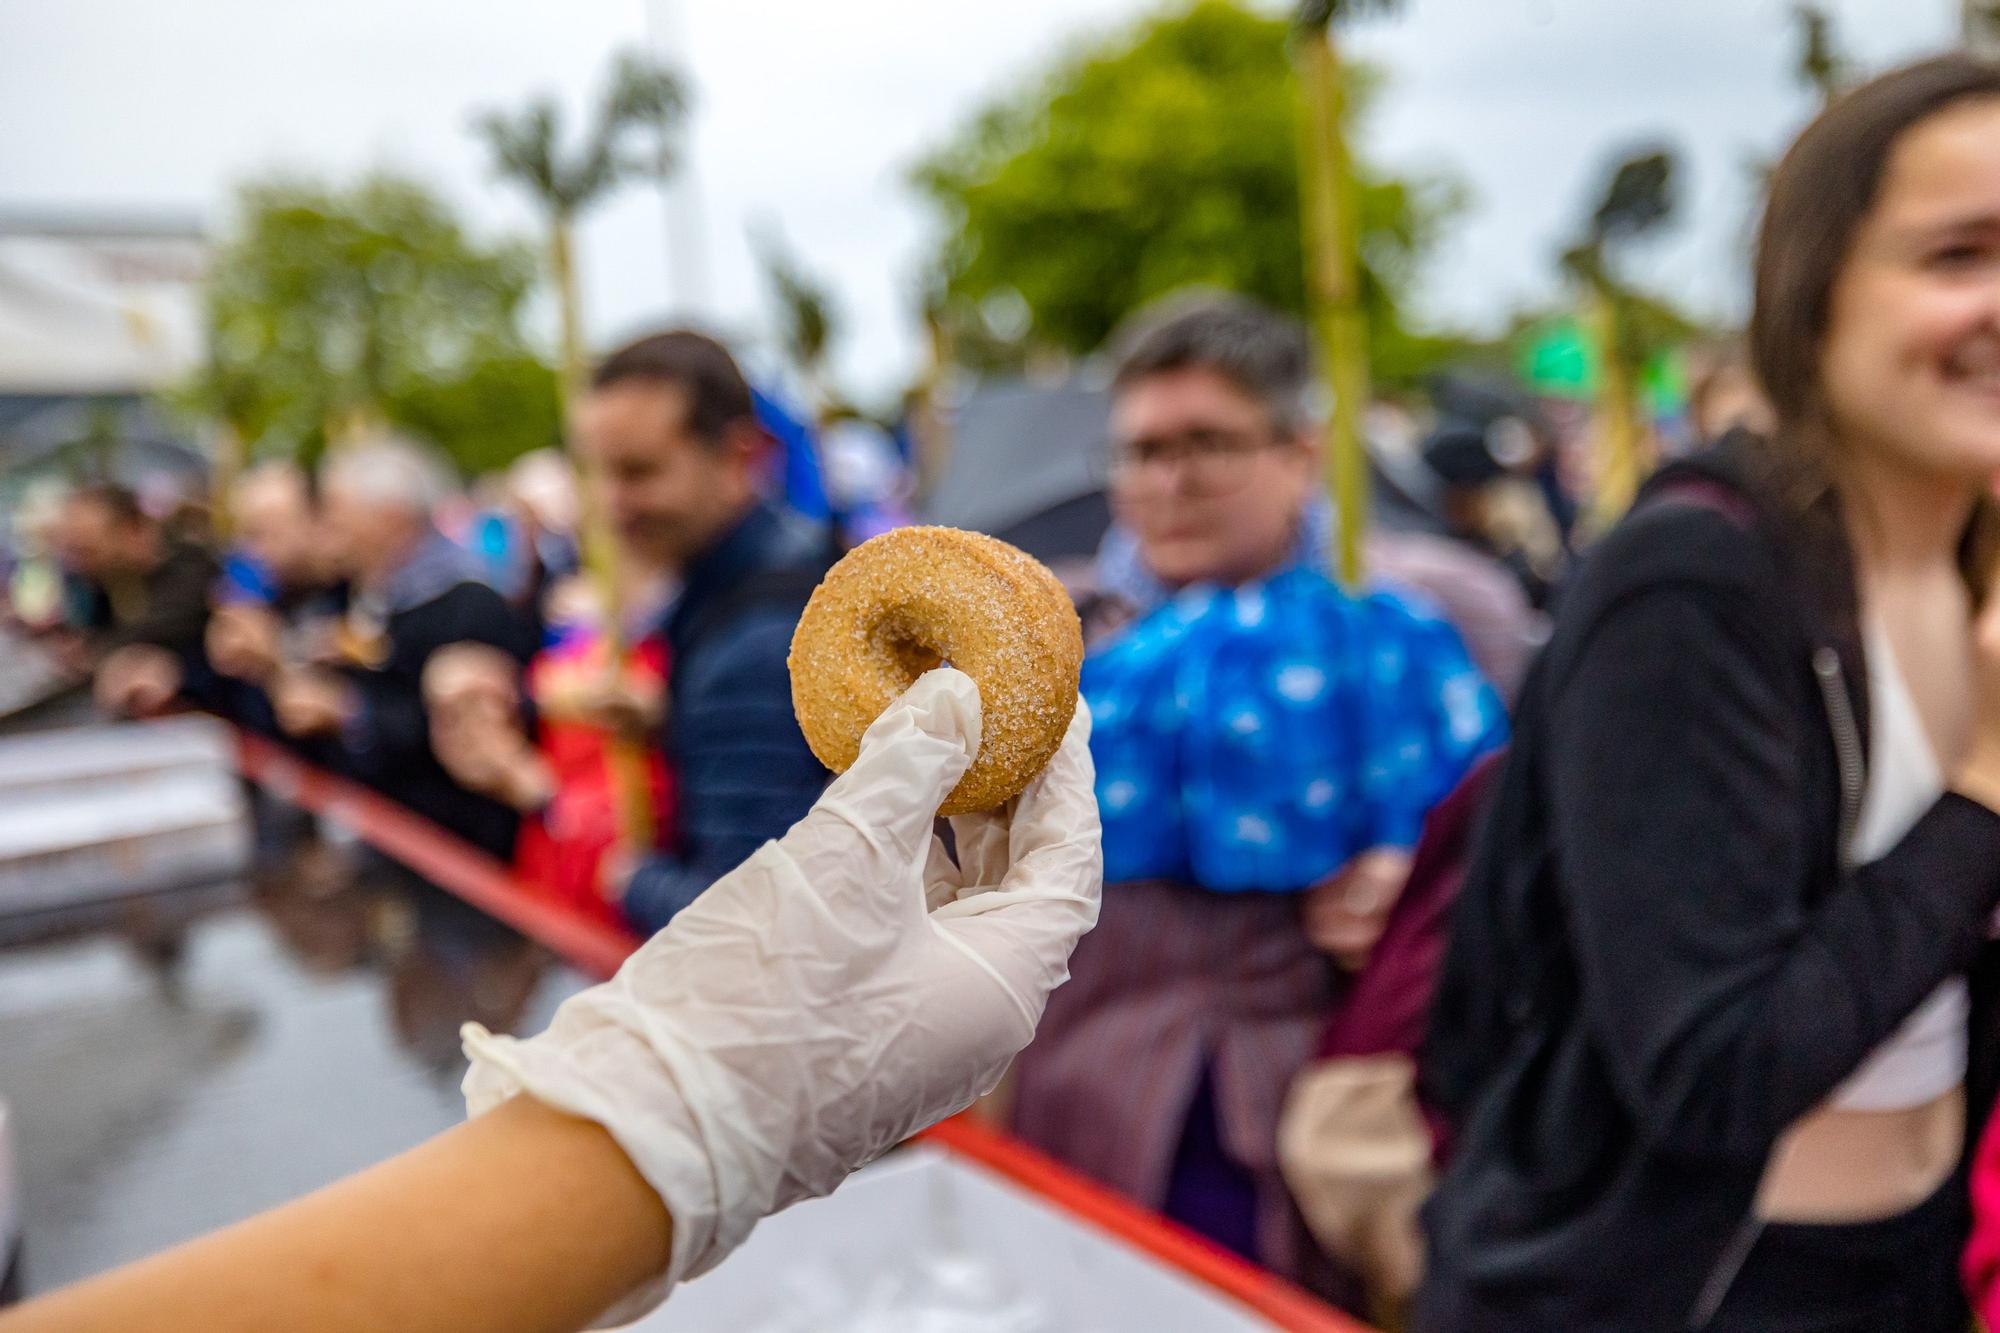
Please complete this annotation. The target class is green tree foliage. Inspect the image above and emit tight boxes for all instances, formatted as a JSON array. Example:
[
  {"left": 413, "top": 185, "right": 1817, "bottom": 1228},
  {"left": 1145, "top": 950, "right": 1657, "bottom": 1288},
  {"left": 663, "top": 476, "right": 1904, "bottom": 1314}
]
[
  {"left": 911, "top": 0, "right": 1462, "bottom": 383},
  {"left": 180, "top": 174, "right": 558, "bottom": 475}
]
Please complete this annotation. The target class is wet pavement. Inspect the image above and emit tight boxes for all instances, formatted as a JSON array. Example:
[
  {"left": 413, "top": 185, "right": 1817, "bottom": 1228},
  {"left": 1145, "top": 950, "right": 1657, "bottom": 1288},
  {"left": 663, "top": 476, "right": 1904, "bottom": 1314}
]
[{"left": 0, "top": 749, "right": 590, "bottom": 1296}]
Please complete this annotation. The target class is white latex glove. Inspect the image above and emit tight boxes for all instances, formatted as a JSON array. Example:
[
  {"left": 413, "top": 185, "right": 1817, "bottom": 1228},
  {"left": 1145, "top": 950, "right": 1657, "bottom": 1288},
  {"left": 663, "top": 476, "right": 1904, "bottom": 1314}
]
[{"left": 462, "top": 667, "right": 1101, "bottom": 1325}]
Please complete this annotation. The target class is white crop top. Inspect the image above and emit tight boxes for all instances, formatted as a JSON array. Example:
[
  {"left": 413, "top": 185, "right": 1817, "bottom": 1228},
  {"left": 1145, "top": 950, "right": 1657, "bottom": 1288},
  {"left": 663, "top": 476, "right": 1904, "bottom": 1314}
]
[{"left": 1826, "top": 618, "right": 1965, "bottom": 1112}]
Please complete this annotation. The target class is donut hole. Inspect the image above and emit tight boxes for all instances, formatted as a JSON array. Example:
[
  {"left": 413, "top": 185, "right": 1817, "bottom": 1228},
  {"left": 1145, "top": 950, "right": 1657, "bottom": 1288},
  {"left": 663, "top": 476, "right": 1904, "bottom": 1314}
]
[{"left": 871, "top": 612, "right": 947, "bottom": 689}]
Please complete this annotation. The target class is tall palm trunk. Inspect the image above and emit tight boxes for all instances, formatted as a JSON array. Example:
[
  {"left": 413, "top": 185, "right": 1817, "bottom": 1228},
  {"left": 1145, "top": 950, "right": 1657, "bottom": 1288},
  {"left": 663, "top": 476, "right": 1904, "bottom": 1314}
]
[
  {"left": 1295, "top": 27, "right": 1371, "bottom": 588},
  {"left": 1583, "top": 283, "right": 1644, "bottom": 531},
  {"left": 549, "top": 217, "right": 589, "bottom": 404},
  {"left": 209, "top": 423, "right": 244, "bottom": 542},
  {"left": 549, "top": 214, "right": 655, "bottom": 849}
]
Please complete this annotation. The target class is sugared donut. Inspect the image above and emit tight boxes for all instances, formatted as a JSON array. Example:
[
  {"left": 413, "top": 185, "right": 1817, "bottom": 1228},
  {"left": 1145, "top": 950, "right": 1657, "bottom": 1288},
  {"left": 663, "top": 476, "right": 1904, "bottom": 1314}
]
[{"left": 788, "top": 526, "right": 1084, "bottom": 815}]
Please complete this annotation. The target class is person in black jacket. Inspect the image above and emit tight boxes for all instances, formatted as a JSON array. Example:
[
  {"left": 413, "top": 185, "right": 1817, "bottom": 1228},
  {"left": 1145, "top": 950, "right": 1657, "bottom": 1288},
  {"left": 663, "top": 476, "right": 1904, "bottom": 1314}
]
[
  {"left": 150, "top": 461, "right": 350, "bottom": 743},
  {"left": 1418, "top": 56, "right": 2000, "bottom": 1331},
  {"left": 269, "top": 437, "right": 536, "bottom": 862},
  {"left": 49, "top": 482, "right": 220, "bottom": 717}
]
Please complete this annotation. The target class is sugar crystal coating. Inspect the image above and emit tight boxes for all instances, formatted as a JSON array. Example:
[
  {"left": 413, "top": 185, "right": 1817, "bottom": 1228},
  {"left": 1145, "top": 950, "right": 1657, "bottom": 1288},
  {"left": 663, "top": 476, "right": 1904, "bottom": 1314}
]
[{"left": 787, "top": 526, "right": 1084, "bottom": 814}]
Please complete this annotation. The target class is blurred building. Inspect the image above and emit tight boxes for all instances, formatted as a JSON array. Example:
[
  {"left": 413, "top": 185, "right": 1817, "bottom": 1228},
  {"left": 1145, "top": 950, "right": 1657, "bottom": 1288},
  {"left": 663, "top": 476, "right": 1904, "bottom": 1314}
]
[{"left": 0, "top": 211, "right": 210, "bottom": 506}]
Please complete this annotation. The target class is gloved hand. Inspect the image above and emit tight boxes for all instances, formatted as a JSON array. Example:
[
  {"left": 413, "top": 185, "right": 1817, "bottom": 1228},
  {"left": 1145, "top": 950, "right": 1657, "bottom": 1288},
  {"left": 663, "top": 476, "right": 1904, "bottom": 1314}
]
[{"left": 461, "top": 667, "right": 1101, "bottom": 1324}]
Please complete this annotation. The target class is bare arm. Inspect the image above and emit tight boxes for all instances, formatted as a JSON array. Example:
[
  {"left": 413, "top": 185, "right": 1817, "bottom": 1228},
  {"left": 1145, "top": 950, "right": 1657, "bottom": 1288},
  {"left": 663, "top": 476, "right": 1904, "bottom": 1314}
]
[
  {"left": 1, "top": 1095, "right": 671, "bottom": 1333},
  {"left": 4, "top": 671, "right": 1102, "bottom": 1333}
]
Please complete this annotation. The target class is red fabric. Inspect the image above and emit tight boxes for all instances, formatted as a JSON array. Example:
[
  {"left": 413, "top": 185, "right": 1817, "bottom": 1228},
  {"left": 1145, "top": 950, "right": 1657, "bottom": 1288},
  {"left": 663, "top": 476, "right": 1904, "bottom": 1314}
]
[
  {"left": 1313, "top": 751, "right": 1500, "bottom": 1061},
  {"left": 513, "top": 635, "right": 674, "bottom": 930},
  {"left": 1966, "top": 1102, "right": 2000, "bottom": 1324},
  {"left": 1310, "top": 749, "right": 1503, "bottom": 1159}
]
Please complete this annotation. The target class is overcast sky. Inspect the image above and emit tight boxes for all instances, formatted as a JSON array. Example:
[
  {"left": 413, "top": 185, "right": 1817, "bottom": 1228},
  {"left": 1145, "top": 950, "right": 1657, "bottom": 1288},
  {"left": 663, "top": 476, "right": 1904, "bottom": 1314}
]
[{"left": 0, "top": 0, "right": 1966, "bottom": 403}]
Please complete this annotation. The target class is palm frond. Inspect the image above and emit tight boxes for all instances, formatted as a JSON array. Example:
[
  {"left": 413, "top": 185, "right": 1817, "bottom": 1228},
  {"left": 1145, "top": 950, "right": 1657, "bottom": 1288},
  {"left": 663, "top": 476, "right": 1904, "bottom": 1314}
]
[
  {"left": 472, "top": 100, "right": 565, "bottom": 205},
  {"left": 1559, "top": 240, "right": 1605, "bottom": 289},
  {"left": 560, "top": 137, "right": 627, "bottom": 212},
  {"left": 604, "top": 50, "right": 689, "bottom": 134},
  {"left": 1590, "top": 149, "right": 1676, "bottom": 246},
  {"left": 1294, "top": 0, "right": 1401, "bottom": 34},
  {"left": 536, "top": 50, "right": 689, "bottom": 210},
  {"left": 752, "top": 222, "right": 836, "bottom": 373},
  {"left": 1793, "top": 4, "right": 1849, "bottom": 103}
]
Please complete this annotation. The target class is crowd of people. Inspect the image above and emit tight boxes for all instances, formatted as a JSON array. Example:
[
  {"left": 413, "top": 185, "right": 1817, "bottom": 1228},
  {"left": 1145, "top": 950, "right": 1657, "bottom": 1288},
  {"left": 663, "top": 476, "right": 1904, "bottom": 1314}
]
[{"left": 13, "top": 50, "right": 2000, "bottom": 1333}]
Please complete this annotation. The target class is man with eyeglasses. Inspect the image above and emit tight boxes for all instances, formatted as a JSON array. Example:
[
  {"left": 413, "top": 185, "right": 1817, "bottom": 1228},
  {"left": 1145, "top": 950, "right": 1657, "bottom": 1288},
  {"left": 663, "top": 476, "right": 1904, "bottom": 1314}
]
[{"left": 1009, "top": 291, "right": 1513, "bottom": 1314}]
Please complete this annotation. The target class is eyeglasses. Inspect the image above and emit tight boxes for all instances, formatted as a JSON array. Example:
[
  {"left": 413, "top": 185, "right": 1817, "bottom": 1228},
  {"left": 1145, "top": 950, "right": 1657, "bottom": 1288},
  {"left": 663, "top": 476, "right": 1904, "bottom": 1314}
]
[{"left": 1108, "top": 426, "right": 1291, "bottom": 496}]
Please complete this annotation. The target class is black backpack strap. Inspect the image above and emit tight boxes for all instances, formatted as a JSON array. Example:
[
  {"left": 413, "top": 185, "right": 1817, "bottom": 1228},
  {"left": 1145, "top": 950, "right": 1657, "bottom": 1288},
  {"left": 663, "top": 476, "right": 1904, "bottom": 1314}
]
[
  {"left": 1645, "top": 474, "right": 1759, "bottom": 531},
  {"left": 1423, "top": 476, "right": 1762, "bottom": 1135}
]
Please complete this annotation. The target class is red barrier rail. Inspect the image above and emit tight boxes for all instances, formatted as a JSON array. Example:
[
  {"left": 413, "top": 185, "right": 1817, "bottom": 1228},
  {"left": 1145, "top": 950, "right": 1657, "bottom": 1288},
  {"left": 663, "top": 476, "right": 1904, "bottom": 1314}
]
[
  {"left": 922, "top": 1115, "right": 1372, "bottom": 1333},
  {"left": 234, "top": 731, "right": 641, "bottom": 979},
  {"left": 231, "top": 727, "right": 1368, "bottom": 1332}
]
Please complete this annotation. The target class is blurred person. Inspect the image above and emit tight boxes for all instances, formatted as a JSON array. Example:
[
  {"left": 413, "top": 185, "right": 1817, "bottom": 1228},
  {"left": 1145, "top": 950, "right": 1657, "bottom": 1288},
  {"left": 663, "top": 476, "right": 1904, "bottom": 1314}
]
[
  {"left": 1009, "top": 293, "right": 1504, "bottom": 1293},
  {"left": 4, "top": 481, "right": 76, "bottom": 633},
  {"left": 1687, "top": 339, "right": 1778, "bottom": 446},
  {"left": 1360, "top": 522, "right": 1548, "bottom": 705},
  {"left": 0, "top": 672, "right": 1101, "bottom": 1333},
  {"left": 186, "top": 462, "right": 350, "bottom": 739},
  {"left": 1093, "top": 305, "right": 1544, "bottom": 701},
  {"left": 576, "top": 330, "right": 830, "bottom": 931},
  {"left": 1421, "top": 57, "right": 2000, "bottom": 1331},
  {"left": 504, "top": 448, "right": 584, "bottom": 629},
  {"left": 820, "top": 414, "right": 917, "bottom": 548},
  {"left": 1419, "top": 376, "right": 1572, "bottom": 611},
  {"left": 1277, "top": 748, "right": 1502, "bottom": 1324},
  {"left": 48, "top": 482, "right": 218, "bottom": 717},
  {"left": 423, "top": 557, "right": 677, "bottom": 929},
  {"left": 188, "top": 461, "right": 360, "bottom": 893},
  {"left": 267, "top": 436, "right": 536, "bottom": 862}
]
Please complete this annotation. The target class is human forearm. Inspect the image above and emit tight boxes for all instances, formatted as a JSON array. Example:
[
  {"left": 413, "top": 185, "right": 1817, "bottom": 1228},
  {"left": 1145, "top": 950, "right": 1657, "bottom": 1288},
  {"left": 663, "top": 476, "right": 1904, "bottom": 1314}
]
[
  {"left": 2, "top": 672, "right": 1099, "bottom": 1333},
  {"left": 1, "top": 1095, "right": 671, "bottom": 1333}
]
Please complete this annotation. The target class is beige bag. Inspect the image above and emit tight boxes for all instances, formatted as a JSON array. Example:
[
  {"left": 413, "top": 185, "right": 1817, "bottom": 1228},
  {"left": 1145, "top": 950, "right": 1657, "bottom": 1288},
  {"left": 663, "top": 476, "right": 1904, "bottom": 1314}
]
[{"left": 1277, "top": 1052, "right": 1432, "bottom": 1309}]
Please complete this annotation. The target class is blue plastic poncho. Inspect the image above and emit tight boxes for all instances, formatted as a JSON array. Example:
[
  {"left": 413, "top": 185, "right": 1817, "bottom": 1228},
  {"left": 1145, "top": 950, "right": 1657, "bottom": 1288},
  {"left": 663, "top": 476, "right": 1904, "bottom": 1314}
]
[{"left": 1085, "top": 565, "right": 1506, "bottom": 893}]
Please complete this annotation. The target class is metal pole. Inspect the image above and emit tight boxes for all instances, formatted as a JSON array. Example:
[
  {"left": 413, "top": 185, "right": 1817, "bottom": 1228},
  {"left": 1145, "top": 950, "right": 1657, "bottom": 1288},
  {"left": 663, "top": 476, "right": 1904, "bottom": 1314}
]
[{"left": 642, "top": 0, "right": 710, "bottom": 318}]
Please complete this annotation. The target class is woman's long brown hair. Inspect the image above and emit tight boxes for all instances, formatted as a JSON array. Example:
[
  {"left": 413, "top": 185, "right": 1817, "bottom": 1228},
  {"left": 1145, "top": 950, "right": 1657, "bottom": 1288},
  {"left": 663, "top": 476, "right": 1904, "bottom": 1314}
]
[{"left": 1750, "top": 53, "right": 2000, "bottom": 598}]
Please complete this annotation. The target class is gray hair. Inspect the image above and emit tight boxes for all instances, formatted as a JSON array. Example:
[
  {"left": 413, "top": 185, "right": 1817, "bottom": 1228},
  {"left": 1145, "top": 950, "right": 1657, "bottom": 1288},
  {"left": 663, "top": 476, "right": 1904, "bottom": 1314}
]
[
  {"left": 1109, "top": 290, "right": 1314, "bottom": 433},
  {"left": 319, "top": 435, "right": 456, "bottom": 515},
  {"left": 232, "top": 459, "right": 310, "bottom": 514}
]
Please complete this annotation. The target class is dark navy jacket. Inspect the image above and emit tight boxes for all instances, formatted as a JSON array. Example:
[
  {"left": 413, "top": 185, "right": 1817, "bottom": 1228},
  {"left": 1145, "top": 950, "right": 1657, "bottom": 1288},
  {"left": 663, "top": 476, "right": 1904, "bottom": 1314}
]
[{"left": 622, "top": 503, "right": 830, "bottom": 931}]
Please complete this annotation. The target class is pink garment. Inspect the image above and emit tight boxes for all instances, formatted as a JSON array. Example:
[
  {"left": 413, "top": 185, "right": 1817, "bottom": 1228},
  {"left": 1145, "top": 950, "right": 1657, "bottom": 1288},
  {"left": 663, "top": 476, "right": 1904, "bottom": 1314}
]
[{"left": 1965, "top": 1104, "right": 2000, "bottom": 1323}]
